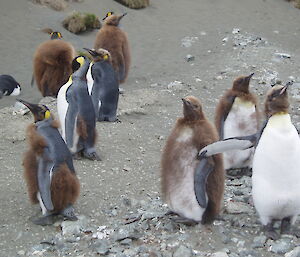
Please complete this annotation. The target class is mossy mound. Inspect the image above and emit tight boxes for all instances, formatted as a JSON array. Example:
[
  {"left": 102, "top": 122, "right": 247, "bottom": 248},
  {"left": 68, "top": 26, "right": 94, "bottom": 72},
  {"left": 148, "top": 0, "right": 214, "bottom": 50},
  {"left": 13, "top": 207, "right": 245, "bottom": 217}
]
[
  {"left": 113, "top": 0, "right": 149, "bottom": 9},
  {"left": 62, "top": 12, "right": 101, "bottom": 34},
  {"left": 31, "top": 0, "right": 67, "bottom": 11},
  {"left": 285, "top": 0, "right": 300, "bottom": 9}
]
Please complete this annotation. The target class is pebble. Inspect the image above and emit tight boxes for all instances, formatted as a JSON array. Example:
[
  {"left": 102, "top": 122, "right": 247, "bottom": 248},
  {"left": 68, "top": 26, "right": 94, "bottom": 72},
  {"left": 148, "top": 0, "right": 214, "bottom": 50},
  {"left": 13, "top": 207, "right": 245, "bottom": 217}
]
[
  {"left": 211, "top": 251, "right": 229, "bottom": 257},
  {"left": 61, "top": 215, "right": 88, "bottom": 236},
  {"left": 185, "top": 54, "right": 195, "bottom": 62},
  {"left": 225, "top": 201, "right": 252, "bottom": 214},
  {"left": 252, "top": 235, "right": 267, "bottom": 248},
  {"left": 274, "top": 52, "right": 291, "bottom": 59},
  {"left": 173, "top": 245, "right": 193, "bottom": 257},
  {"left": 270, "top": 239, "right": 294, "bottom": 254},
  {"left": 285, "top": 246, "right": 300, "bottom": 257},
  {"left": 17, "top": 250, "right": 25, "bottom": 256}
]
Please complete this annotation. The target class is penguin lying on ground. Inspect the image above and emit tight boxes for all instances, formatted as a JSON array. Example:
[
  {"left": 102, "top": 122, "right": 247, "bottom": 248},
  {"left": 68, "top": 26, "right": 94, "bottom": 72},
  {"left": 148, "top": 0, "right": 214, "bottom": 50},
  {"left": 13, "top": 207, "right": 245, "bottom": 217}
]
[
  {"left": 199, "top": 83, "right": 300, "bottom": 239},
  {"left": 0, "top": 74, "right": 21, "bottom": 98},
  {"left": 94, "top": 12, "right": 130, "bottom": 84},
  {"left": 33, "top": 31, "right": 75, "bottom": 97},
  {"left": 57, "top": 56, "right": 100, "bottom": 161},
  {"left": 20, "top": 99, "right": 80, "bottom": 225},
  {"left": 161, "top": 96, "right": 224, "bottom": 224},
  {"left": 215, "top": 73, "right": 259, "bottom": 174},
  {"left": 84, "top": 47, "right": 119, "bottom": 122}
]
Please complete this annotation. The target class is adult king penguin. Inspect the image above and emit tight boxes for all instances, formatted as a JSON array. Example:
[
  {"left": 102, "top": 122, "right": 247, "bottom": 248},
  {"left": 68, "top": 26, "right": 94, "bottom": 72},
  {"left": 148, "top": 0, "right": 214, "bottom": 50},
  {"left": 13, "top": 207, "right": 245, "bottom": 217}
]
[
  {"left": 215, "top": 73, "right": 259, "bottom": 172},
  {"left": 84, "top": 47, "right": 119, "bottom": 122},
  {"left": 20, "top": 99, "right": 80, "bottom": 225},
  {"left": 94, "top": 12, "right": 130, "bottom": 84},
  {"left": 0, "top": 74, "right": 21, "bottom": 98},
  {"left": 199, "top": 83, "right": 300, "bottom": 239},
  {"left": 33, "top": 31, "right": 75, "bottom": 97},
  {"left": 161, "top": 96, "right": 224, "bottom": 224},
  {"left": 57, "top": 56, "right": 100, "bottom": 161}
]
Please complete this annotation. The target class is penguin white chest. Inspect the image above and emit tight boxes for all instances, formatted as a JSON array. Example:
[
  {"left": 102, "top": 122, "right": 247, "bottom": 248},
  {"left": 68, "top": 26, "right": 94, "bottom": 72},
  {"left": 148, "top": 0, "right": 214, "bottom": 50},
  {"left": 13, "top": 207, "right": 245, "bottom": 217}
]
[
  {"left": 87, "top": 63, "right": 93, "bottom": 95},
  {"left": 252, "top": 114, "right": 300, "bottom": 224},
  {"left": 168, "top": 127, "right": 205, "bottom": 222},
  {"left": 223, "top": 98, "right": 257, "bottom": 169}
]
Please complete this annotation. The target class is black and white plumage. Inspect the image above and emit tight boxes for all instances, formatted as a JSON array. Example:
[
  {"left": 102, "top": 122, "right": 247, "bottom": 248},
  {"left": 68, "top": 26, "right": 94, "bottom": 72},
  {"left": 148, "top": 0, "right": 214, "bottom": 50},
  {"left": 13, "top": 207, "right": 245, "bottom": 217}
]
[{"left": 0, "top": 75, "right": 21, "bottom": 98}]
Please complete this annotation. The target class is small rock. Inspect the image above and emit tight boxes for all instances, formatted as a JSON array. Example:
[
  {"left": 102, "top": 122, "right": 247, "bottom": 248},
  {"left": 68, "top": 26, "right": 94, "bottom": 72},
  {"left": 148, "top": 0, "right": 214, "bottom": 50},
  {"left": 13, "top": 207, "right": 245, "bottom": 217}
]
[
  {"left": 17, "top": 250, "right": 25, "bottom": 256},
  {"left": 232, "top": 28, "right": 240, "bottom": 34},
  {"left": 173, "top": 245, "right": 192, "bottom": 257},
  {"left": 61, "top": 215, "right": 88, "bottom": 236},
  {"left": 185, "top": 54, "right": 195, "bottom": 62},
  {"left": 120, "top": 238, "right": 132, "bottom": 245},
  {"left": 285, "top": 246, "right": 300, "bottom": 257},
  {"left": 215, "top": 75, "right": 223, "bottom": 80},
  {"left": 225, "top": 201, "right": 252, "bottom": 214},
  {"left": 181, "top": 36, "right": 199, "bottom": 47},
  {"left": 270, "top": 239, "right": 293, "bottom": 254},
  {"left": 211, "top": 252, "right": 229, "bottom": 257},
  {"left": 252, "top": 235, "right": 267, "bottom": 248},
  {"left": 167, "top": 81, "right": 185, "bottom": 90},
  {"left": 222, "top": 37, "right": 229, "bottom": 42},
  {"left": 274, "top": 52, "right": 291, "bottom": 59}
]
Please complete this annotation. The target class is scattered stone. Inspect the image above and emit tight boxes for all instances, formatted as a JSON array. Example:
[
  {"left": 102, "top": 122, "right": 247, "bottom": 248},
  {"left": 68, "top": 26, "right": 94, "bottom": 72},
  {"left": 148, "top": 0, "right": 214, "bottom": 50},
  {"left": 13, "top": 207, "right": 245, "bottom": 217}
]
[
  {"left": 252, "top": 235, "right": 267, "bottom": 248},
  {"left": 31, "top": 0, "right": 67, "bottom": 11},
  {"left": 173, "top": 245, "right": 193, "bottom": 257},
  {"left": 211, "top": 251, "right": 229, "bottom": 257},
  {"left": 181, "top": 36, "right": 199, "bottom": 47},
  {"left": 120, "top": 238, "right": 132, "bottom": 245},
  {"left": 285, "top": 246, "right": 300, "bottom": 257},
  {"left": 113, "top": 0, "right": 150, "bottom": 9},
  {"left": 270, "top": 239, "right": 294, "bottom": 254},
  {"left": 61, "top": 215, "right": 89, "bottom": 236},
  {"left": 225, "top": 201, "right": 252, "bottom": 214},
  {"left": 167, "top": 80, "right": 185, "bottom": 90},
  {"left": 185, "top": 54, "right": 195, "bottom": 62},
  {"left": 232, "top": 28, "right": 240, "bottom": 34},
  {"left": 274, "top": 52, "right": 291, "bottom": 59},
  {"left": 13, "top": 101, "right": 30, "bottom": 115},
  {"left": 222, "top": 37, "right": 229, "bottom": 42},
  {"left": 92, "top": 240, "right": 110, "bottom": 255},
  {"left": 17, "top": 250, "right": 25, "bottom": 256}
]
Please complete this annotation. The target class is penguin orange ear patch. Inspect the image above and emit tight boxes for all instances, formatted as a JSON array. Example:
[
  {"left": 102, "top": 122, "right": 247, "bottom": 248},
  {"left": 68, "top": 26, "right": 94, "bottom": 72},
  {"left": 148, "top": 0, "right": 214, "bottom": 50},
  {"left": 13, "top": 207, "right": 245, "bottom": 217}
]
[
  {"left": 103, "top": 54, "right": 109, "bottom": 60},
  {"left": 103, "top": 11, "right": 114, "bottom": 20},
  {"left": 45, "top": 110, "right": 51, "bottom": 119},
  {"left": 76, "top": 57, "right": 85, "bottom": 66},
  {"left": 57, "top": 32, "right": 62, "bottom": 38}
]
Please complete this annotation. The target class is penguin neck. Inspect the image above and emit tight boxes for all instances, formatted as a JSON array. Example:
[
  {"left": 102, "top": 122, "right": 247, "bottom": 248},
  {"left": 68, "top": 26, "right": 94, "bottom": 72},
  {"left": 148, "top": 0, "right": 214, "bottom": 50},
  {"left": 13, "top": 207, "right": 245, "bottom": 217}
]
[
  {"left": 35, "top": 117, "right": 53, "bottom": 127},
  {"left": 68, "top": 75, "right": 72, "bottom": 83},
  {"left": 267, "top": 112, "right": 291, "bottom": 128},
  {"left": 233, "top": 97, "right": 254, "bottom": 107}
]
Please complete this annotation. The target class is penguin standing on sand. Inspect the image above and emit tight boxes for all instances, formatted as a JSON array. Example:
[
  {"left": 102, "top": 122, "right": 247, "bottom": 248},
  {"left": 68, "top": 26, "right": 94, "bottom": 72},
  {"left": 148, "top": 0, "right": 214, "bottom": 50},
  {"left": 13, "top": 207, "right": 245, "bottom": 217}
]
[
  {"left": 84, "top": 47, "right": 119, "bottom": 122},
  {"left": 200, "top": 83, "right": 300, "bottom": 239},
  {"left": 20, "top": 99, "right": 80, "bottom": 225},
  {"left": 33, "top": 31, "right": 75, "bottom": 97},
  {"left": 161, "top": 96, "right": 224, "bottom": 224},
  {"left": 0, "top": 75, "right": 21, "bottom": 98},
  {"left": 57, "top": 56, "right": 100, "bottom": 161},
  {"left": 215, "top": 73, "right": 259, "bottom": 172},
  {"left": 94, "top": 12, "right": 130, "bottom": 83}
]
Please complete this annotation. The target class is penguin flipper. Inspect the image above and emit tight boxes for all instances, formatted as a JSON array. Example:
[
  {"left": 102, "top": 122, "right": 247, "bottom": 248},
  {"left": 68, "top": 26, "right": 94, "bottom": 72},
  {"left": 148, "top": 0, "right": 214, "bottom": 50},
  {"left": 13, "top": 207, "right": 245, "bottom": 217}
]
[
  {"left": 199, "top": 134, "right": 257, "bottom": 158},
  {"left": 37, "top": 148, "right": 54, "bottom": 211},
  {"left": 194, "top": 158, "right": 214, "bottom": 209}
]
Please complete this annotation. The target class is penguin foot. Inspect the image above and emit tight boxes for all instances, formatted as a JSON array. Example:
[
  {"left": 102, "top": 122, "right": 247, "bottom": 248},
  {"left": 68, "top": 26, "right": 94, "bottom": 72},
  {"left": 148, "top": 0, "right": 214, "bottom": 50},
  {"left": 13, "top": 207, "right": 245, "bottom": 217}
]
[
  {"left": 264, "top": 230, "right": 280, "bottom": 241},
  {"left": 61, "top": 205, "right": 78, "bottom": 221},
  {"left": 72, "top": 152, "right": 83, "bottom": 160},
  {"left": 170, "top": 216, "right": 198, "bottom": 226},
  {"left": 226, "top": 167, "right": 252, "bottom": 179},
  {"left": 83, "top": 151, "right": 101, "bottom": 161},
  {"left": 280, "top": 217, "right": 300, "bottom": 237},
  {"left": 31, "top": 214, "right": 55, "bottom": 226}
]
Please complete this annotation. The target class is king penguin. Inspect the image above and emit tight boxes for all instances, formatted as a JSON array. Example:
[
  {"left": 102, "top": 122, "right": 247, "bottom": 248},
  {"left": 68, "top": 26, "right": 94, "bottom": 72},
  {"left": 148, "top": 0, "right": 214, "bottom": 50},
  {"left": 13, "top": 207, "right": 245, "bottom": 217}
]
[
  {"left": 0, "top": 74, "right": 21, "bottom": 98},
  {"left": 33, "top": 31, "right": 75, "bottom": 97},
  {"left": 84, "top": 47, "right": 119, "bottom": 122},
  {"left": 199, "top": 83, "right": 300, "bottom": 239},
  {"left": 215, "top": 73, "right": 259, "bottom": 172},
  {"left": 161, "top": 96, "right": 224, "bottom": 224},
  {"left": 94, "top": 12, "right": 130, "bottom": 84},
  {"left": 19, "top": 99, "right": 80, "bottom": 225},
  {"left": 57, "top": 56, "right": 100, "bottom": 161}
]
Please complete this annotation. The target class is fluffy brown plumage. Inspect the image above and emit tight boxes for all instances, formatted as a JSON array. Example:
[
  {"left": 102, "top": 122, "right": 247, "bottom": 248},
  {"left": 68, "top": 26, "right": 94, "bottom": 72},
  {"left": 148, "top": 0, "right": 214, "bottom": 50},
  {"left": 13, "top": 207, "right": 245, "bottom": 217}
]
[
  {"left": 94, "top": 13, "right": 130, "bottom": 83},
  {"left": 265, "top": 84, "right": 290, "bottom": 116},
  {"left": 215, "top": 74, "right": 259, "bottom": 137},
  {"left": 23, "top": 122, "right": 79, "bottom": 212},
  {"left": 33, "top": 37, "right": 75, "bottom": 97},
  {"left": 161, "top": 96, "right": 224, "bottom": 224}
]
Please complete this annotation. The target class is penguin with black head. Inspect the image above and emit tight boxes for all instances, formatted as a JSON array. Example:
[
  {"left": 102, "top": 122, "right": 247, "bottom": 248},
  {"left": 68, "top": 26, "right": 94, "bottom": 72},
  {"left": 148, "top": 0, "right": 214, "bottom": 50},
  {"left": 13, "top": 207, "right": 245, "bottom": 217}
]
[
  {"left": 200, "top": 82, "right": 300, "bottom": 240},
  {"left": 0, "top": 75, "right": 21, "bottom": 98},
  {"left": 20, "top": 99, "right": 80, "bottom": 225},
  {"left": 57, "top": 56, "right": 100, "bottom": 160},
  {"left": 84, "top": 47, "right": 119, "bottom": 122}
]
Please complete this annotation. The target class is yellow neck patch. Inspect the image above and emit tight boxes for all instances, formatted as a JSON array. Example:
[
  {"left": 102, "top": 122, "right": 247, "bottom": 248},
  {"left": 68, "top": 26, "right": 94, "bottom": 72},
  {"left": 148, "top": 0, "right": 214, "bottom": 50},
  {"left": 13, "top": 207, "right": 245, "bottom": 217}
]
[
  {"left": 45, "top": 110, "right": 51, "bottom": 119},
  {"left": 267, "top": 113, "right": 291, "bottom": 128},
  {"left": 103, "top": 54, "right": 109, "bottom": 60},
  {"left": 68, "top": 75, "right": 72, "bottom": 83},
  {"left": 76, "top": 57, "right": 85, "bottom": 66},
  {"left": 273, "top": 111, "right": 288, "bottom": 116},
  {"left": 234, "top": 97, "right": 254, "bottom": 108}
]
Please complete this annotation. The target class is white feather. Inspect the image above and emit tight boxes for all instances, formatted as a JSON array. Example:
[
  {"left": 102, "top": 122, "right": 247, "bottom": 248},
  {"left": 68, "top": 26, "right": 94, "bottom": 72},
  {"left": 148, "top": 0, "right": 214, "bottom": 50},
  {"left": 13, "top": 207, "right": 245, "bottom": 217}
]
[
  {"left": 252, "top": 114, "right": 300, "bottom": 225},
  {"left": 223, "top": 97, "right": 257, "bottom": 169},
  {"left": 10, "top": 85, "right": 21, "bottom": 96},
  {"left": 87, "top": 63, "right": 93, "bottom": 95}
]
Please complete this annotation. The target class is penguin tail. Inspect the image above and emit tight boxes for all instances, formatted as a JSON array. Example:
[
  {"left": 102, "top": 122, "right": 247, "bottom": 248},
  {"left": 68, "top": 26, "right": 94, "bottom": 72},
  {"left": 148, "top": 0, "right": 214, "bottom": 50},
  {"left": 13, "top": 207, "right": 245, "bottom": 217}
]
[
  {"left": 23, "top": 149, "right": 39, "bottom": 204},
  {"left": 50, "top": 163, "right": 80, "bottom": 212}
]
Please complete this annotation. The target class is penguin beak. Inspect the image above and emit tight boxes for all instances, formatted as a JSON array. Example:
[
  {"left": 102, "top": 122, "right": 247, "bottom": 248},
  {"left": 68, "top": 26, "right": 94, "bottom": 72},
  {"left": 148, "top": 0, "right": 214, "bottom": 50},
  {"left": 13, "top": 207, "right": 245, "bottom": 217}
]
[
  {"left": 17, "top": 99, "right": 40, "bottom": 115},
  {"left": 246, "top": 73, "right": 254, "bottom": 82},
  {"left": 83, "top": 48, "right": 98, "bottom": 57},
  {"left": 279, "top": 84, "right": 289, "bottom": 95},
  {"left": 182, "top": 98, "right": 191, "bottom": 107},
  {"left": 118, "top": 13, "right": 127, "bottom": 21}
]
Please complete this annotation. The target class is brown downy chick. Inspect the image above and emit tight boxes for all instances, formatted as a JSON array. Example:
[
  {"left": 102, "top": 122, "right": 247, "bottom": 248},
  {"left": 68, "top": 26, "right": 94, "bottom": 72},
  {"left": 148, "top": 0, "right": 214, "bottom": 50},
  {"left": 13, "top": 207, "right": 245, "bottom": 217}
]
[
  {"left": 33, "top": 31, "right": 75, "bottom": 97},
  {"left": 214, "top": 73, "right": 259, "bottom": 171},
  {"left": 161, "top": 96, "right": 224, "bottom": 224},
  {"left": 19, "top": 99, "right": 80, "bottom": 226},
  {"left": 94, "top": 12, "right": 130, "bottom": 84}
]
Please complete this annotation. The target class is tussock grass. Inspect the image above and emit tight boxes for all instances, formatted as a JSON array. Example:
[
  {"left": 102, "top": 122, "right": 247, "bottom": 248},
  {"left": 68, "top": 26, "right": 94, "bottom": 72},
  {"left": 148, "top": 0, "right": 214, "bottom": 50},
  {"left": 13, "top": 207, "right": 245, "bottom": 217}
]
[
  {"left": 113, "top": 0, "right": 149, "bottom": 9},
  {"left": 31, "top": 0, "right": 67, "bottom": 11}
]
